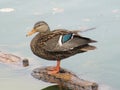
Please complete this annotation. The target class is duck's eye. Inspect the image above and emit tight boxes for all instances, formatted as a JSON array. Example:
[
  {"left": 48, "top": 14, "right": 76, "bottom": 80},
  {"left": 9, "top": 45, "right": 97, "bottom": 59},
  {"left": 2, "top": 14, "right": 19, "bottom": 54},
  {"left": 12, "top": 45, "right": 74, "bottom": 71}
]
[
  {"left": 37, "top": 24, "right": 41, "bottom": 27},
  {"left": 37, "top": 23, "right": 44, "bottom": 27},
  {"left": 34, "top": 24, "right": 41, "bottom": 29}
]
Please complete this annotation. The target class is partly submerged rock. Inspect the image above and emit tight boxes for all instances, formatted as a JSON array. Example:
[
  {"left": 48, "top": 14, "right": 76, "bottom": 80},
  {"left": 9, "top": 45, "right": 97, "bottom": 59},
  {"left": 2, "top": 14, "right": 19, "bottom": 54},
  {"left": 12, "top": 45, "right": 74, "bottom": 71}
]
[
  {"left": 22, "top": 58, "right": 29, "bottom": 67},
  {"left": 31, "top": 66, "right": 98, "bottom": 90}
]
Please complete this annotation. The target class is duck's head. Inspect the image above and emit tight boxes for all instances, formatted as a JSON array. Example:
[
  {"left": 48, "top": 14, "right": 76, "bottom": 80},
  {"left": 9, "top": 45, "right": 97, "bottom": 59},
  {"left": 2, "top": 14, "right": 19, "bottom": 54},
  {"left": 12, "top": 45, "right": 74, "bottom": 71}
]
[{"left": 26, "top": 21, "right": 50, "bottom": 36}]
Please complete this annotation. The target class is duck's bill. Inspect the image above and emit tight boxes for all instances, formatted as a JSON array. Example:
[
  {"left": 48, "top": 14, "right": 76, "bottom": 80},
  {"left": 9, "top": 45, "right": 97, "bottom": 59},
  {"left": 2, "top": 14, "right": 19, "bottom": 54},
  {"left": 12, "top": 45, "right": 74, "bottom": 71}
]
[{"left": 26, "top": 29, "right": 37, "bottom": 37}]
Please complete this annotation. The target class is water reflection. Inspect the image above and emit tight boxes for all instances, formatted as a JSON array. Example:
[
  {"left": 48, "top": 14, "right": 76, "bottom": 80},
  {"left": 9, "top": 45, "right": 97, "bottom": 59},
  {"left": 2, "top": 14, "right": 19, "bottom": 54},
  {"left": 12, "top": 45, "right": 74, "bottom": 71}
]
[{"left": 42, "top": 85, "right": 70, "bottom": 90}]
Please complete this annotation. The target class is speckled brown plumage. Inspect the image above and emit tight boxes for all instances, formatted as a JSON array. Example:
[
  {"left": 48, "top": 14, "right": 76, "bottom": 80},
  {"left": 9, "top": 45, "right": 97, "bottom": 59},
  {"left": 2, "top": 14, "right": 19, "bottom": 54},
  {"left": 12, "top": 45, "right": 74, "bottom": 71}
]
[
  {"left": 30, "top": 29, "right": 96, "bottom": 60},
  {"left": 27, "top": 21, "right": 97, "bottom": 74}
]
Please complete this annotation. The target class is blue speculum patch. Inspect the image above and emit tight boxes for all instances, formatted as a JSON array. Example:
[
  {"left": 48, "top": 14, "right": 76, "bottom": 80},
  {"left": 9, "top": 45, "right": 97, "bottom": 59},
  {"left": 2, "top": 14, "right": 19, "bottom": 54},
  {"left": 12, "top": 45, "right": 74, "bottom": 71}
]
[{"left": 62, "top": 33, "right": 72, "bottom": 43}]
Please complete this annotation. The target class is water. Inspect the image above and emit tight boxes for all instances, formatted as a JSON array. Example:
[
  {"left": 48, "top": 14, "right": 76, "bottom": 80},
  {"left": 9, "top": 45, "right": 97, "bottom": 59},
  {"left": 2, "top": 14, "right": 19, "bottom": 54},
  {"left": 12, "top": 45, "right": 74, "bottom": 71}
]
[{"left": 0, "top": 0, "right": 120, "bottom": 90}]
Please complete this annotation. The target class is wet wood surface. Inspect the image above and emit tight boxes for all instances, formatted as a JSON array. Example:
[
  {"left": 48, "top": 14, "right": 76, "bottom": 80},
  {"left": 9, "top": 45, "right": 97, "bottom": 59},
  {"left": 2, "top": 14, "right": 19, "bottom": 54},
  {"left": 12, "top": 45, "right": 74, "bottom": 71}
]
[{"left": 32, "top": 66, "right": 98, "bottom": 90}]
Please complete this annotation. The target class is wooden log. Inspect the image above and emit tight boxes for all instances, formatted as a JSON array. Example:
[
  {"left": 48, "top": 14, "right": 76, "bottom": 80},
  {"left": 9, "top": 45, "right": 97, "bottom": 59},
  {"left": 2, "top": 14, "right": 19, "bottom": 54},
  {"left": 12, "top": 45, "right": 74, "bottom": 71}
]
[
  {"left": 0, "top": 51, "right": 21, "bottom": 64},
  {"left": 31, "top": 66, "right": 98, "bottom": 90},
  {"left": 0, "top": 51, "right": 29, "bottom": 67}
]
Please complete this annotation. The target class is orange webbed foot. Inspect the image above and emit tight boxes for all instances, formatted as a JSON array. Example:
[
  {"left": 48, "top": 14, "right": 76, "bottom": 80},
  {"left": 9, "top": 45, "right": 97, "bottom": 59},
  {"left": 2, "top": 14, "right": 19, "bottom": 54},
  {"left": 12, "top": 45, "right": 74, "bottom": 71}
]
[
  {"left": 47, "top": 60, "right": 60, "bottom": 75},
  {"left": 48, "top": 67, "right": 60, "bottom": 74}
]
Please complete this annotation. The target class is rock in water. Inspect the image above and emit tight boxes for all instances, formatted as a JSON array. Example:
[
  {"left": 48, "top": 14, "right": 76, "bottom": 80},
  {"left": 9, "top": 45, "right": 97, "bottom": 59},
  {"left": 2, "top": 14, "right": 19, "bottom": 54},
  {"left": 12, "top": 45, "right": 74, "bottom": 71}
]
[
  {"left": 22, "top": 58, "right": 29, "bottom": 67},
  {"left": 31, "top": 66, "right": 98, "bottom": 90}
]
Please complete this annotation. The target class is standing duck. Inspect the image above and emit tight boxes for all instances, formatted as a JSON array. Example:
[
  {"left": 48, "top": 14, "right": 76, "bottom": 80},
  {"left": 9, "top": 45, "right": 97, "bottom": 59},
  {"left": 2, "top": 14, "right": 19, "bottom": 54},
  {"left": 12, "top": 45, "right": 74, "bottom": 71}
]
[{"left": 26, "top": 21, "right": 96, "bottom": 74}]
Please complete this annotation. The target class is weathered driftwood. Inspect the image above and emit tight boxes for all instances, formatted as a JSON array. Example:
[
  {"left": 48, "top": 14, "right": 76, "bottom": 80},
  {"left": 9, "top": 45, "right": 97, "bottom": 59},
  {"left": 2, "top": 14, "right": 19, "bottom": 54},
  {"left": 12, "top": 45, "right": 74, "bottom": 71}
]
[
  {"left": 0, "top": 51, "right": 29, "bottom": 67},
  {"left": 31, "top": 66, "right": 98, "bottom": 90}
]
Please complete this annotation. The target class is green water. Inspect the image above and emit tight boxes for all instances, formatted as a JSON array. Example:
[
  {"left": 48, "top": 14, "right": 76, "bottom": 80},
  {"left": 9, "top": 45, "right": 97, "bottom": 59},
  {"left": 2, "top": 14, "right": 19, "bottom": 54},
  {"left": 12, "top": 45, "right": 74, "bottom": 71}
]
[{"left": 0, "top": 0, "right": 120, "bottom": 90}]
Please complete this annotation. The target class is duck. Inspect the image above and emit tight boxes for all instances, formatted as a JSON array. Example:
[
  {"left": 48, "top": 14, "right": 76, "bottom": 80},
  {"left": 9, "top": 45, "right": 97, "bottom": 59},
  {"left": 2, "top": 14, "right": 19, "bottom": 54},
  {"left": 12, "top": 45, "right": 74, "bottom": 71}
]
[{"left": 26, "top": 21, "right": 97, "bottom": 74}]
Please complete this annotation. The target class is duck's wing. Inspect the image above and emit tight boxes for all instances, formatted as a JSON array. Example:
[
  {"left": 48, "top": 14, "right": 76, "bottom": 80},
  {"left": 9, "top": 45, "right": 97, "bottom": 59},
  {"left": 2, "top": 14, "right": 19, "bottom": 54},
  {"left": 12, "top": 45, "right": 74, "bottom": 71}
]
[
  {"left": 38, "top": 30, "right": 96, "bottom": 52},
  {"left": 53, "top": 34, "right": 96, "bottom": 51}
]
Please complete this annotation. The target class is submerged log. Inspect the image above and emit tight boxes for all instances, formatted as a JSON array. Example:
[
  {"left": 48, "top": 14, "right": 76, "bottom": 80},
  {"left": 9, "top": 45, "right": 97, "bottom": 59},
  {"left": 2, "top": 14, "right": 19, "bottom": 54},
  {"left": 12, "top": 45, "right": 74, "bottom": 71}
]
[
  {"left": 31, "top": 66, "right": 98, "bottom": 90},
  {"left": 0, "top": 51, "right": 21, "bottom": 64},
  {"left": 0, "top": 51, "right": 29, "bottom": 67}
]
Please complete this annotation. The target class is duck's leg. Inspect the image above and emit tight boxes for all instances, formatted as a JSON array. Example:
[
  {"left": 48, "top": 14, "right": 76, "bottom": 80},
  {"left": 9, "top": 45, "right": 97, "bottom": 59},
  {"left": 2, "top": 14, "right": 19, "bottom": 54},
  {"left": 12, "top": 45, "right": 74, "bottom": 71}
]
[{"left": 48, "top": 60, "right": 60, "bottom": 74}]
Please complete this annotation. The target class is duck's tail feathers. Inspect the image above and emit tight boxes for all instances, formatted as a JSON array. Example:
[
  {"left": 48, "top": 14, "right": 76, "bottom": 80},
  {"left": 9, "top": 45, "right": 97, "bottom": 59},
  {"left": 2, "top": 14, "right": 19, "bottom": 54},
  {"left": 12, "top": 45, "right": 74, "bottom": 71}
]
[
  {"left": 80, "top": 45, "right": 96, "bottom": 51},
  {"left": 90, "top": 39, "right": 97, "bottom": 43}
]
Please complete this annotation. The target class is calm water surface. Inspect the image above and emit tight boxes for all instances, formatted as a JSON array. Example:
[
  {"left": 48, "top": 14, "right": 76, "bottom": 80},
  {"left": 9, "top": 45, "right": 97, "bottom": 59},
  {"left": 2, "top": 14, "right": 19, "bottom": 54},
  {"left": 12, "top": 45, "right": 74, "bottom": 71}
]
[{"left": 0, "top": 0, "right": 120, "bottom": 90}]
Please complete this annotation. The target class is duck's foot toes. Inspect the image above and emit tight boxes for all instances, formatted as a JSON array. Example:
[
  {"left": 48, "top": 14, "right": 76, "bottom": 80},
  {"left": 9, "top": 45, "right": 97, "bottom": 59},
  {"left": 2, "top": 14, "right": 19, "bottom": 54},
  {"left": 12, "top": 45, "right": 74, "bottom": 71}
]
[
  {"left": 47, "top": 60, "right": 61, "bottom": 75},
  {"left": 48, "top": 70, "right": 59, "bottom": 75},
  {"left": 47, "top": 67, "right": 57, "bottom": 71},
  {"left": 47, "top": 67, "right": 60, "bottom": 75}
]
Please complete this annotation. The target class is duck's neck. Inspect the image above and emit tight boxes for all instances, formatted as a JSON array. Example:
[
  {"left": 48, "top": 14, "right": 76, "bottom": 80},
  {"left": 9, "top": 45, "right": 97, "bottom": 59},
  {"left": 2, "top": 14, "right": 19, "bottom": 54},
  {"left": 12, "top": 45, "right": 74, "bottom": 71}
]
[
  {"left": 31, "top": 28, "right": 51, "bottom": 44},
  {"left": 30, "top": 29, "right": 51, "bottom": 55}
]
